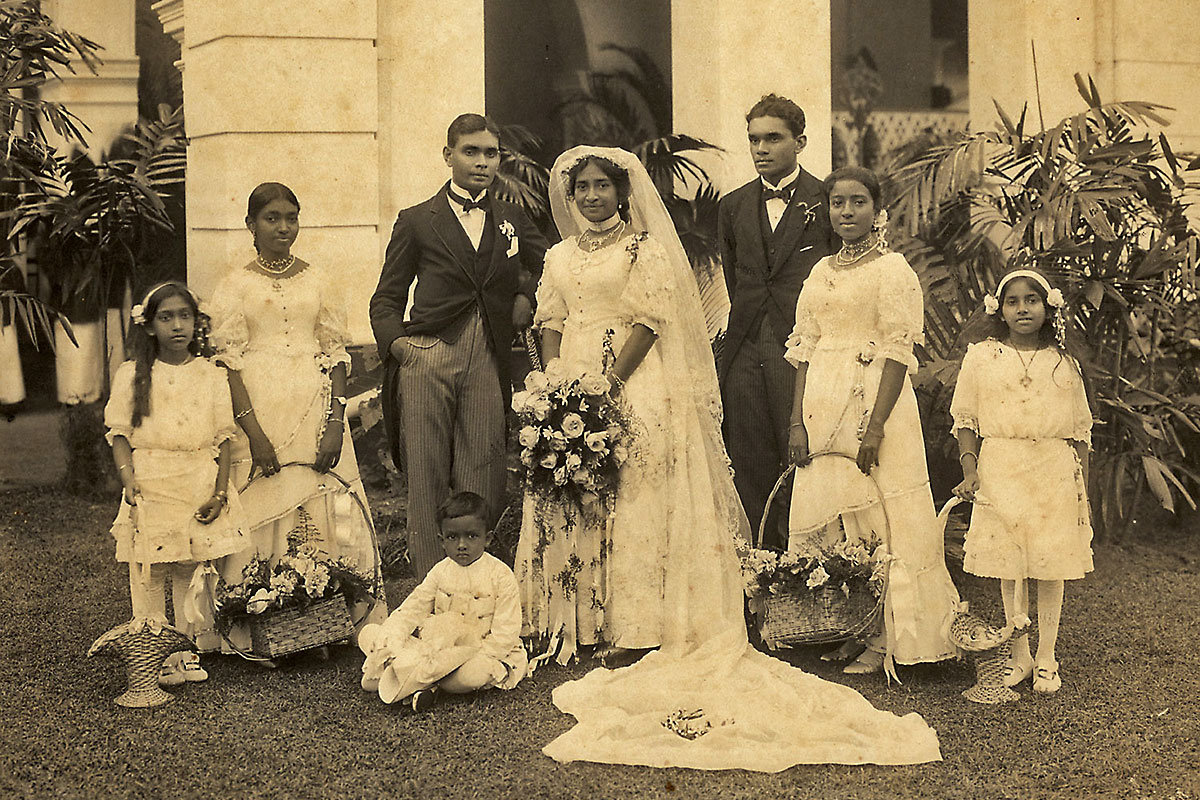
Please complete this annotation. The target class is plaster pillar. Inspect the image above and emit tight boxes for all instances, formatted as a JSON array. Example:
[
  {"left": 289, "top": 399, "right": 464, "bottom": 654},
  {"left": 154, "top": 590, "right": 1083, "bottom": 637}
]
[
  {"left": 153, "top": 0, "right": 380, "bottom": 340},
  {"left": 376, "top": 0, "right": 486, "bottom": 237},
  {"left": 42, "top": 0, "right": 139, "bottom": 157},
  {"left": 968, "top": 0, "right": 1101, "bottom": 131},
  {"left": 672, "top": 0, "right": 832, "bottom": 193}
]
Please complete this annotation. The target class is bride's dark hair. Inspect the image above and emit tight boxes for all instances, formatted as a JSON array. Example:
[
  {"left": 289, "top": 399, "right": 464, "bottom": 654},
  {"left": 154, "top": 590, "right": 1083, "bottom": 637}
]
[{"left": 566, "top": 156, "right": 632, "bottom": 221}]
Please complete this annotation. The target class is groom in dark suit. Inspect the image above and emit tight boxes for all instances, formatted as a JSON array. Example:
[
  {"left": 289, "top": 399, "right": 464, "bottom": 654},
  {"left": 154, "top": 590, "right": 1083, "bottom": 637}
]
[
  {"left": 370, "top": 113, "right": 547, "bottom": 579},
  {"left": 717, "top": 94, "right": 835, "bottom": 548}
]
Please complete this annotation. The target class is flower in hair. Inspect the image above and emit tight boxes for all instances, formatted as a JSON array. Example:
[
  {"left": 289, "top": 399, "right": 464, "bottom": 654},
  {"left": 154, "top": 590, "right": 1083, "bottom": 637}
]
[
  {"left": 983, "top": 295, "right": 999, "bottom": 315},
  {"left": 130, "top": 304, "right": 146, "bottom": 325},
  {"left": 873, "top": 209, "right": 888, "bottom": 230},
  {"left": 1046, "top": 288, "right": 1065, "bottom": 309}
]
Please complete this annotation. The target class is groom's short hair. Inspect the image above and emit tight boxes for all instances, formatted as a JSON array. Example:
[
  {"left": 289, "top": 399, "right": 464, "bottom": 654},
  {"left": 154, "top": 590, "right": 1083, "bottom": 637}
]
[
  {"left": 447, "top": 113, "right": 501, "bottom": 148},
  {"left": 745, "top": 94, "right": 806, "bottom": 138}
]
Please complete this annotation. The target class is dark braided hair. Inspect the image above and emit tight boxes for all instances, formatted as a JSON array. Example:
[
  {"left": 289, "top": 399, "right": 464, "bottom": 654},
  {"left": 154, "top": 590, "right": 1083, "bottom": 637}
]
[{"left": 127, "top": 282, "right": 211, "bottom": 427}]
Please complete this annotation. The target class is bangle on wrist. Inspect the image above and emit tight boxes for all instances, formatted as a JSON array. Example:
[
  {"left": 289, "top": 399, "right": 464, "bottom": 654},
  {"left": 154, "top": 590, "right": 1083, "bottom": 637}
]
[
  {"left": 118, "top": 464, "right": 132, "bottom": 473},
  {"left": 789, "top": 422, "right": 805, "bottom": 429},
  {"left": 958, "top": 451, "right": 978, "bottom": 465},
  {"left": 235, "top": 407, "right": 254, "bottom": 420}
]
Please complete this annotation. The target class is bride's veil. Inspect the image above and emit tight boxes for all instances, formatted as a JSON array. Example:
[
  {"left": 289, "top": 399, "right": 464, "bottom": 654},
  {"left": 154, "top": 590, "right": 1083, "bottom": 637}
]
[{"left": 548, "top": 146, "right": 750, "bottom": 651}]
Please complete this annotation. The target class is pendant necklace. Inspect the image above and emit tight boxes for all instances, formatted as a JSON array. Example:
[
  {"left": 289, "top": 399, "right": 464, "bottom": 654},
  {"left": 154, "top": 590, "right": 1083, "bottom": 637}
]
[
  {"left": 1012, "top": 343, "right": 1041, "bottom": 387},
  {"left": 834, "top": 232, "right": 879, "bottom": 267},
  {"left": 257, "top": 253, "right": 296, "bottom": 275},
  {"left": 579, "top": 219, "right": 625, "bottom": 253}
]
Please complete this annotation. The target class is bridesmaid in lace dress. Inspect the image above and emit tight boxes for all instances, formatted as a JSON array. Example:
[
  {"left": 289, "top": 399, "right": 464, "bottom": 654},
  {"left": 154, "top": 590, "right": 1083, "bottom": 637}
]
[
  {"left": 785, "top": 166, "right": 960, "bottom": 677},
  {"left": 210, "top": 183, "right": 386, "bottom": 651}
]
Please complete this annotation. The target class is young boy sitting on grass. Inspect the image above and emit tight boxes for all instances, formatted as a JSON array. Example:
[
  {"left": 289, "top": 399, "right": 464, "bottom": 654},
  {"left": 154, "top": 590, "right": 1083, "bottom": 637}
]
[{"left": 359, "top": 491, "right": 528, "bottom": 712}]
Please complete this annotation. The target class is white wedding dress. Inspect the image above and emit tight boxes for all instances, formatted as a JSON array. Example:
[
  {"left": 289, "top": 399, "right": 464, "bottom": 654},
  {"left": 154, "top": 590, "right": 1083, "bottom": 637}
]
[{"left": 522, "top": 147, "right": 944, "bottom": 772}]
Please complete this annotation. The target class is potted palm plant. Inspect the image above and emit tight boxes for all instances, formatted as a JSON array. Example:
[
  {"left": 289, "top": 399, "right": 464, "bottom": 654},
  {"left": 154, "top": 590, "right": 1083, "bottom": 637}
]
[{"left": 886, "top": 74, "right": 1200, "bottom": 539}]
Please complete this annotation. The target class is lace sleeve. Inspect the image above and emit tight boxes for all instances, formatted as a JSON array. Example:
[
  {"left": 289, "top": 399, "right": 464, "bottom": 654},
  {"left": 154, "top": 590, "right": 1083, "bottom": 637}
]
[
  {"left": 618, "top": 233, "right": 671, "bottom": 335},
  {"left": 875, "top": 255, "right": 924, "bottom": 374},
  {"left": 949, "top": 343, "right": 982, "bottom": 435},
  {"left": 103, "top": 361, "right": 136, "bottom": 445},
  {"left": 315, "top": 278, "right": 352, "bottom": 374},
  {"left": 533, "top": 245, "right": 568, "bottom": 334},
  {"left": 1067, "top": 357, "right": 1093, "bottom": 447},
  {"left": 784, "top": 277, "right": 820, "bottom": 367},
  {"left": 209, "top": 274, "right": 249, "bottom": 371}
]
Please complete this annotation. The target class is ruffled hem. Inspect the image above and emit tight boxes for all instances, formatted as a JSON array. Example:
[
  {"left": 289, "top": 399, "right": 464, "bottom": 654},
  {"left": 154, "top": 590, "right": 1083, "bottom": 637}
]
[
  {"left": 104, "top": 426, "right": 132, "bottom": 446},
  {"left": 213, "top": 352, "right": 244, "bottom": 371}
]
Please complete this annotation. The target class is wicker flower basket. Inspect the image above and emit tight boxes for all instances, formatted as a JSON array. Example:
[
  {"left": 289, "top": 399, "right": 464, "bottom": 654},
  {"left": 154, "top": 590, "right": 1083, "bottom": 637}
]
[
  {"left": 752, "top": 458, "right": 887, "bottom": 648},
  {"left": 244, "top": 593, "right": 354, "bottom": 659},
  {"left": 760, "top": 584, "right": 881, "bottom": 647}
]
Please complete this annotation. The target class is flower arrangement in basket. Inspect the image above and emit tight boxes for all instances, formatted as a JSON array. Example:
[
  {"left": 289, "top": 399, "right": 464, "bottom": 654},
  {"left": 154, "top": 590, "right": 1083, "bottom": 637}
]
[
  {"left": 511, "top": 332, "right": 633, "bottom": 525},
  {"left": 214, "top": 508, "right": 377, "bottom": 658},
  {"left": 737, "top": 532, "right": 887, "bottom": 648}
]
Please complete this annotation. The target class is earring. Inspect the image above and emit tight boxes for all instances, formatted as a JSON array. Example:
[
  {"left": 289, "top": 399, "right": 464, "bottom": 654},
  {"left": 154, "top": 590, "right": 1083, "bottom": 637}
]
[{"left": 873, "top": 209, "right": 889, "bottom": 253}]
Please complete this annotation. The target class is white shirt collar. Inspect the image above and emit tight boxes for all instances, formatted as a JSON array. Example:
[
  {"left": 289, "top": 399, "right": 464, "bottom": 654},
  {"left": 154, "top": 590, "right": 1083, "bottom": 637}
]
[
  {"left": 761, "top": 165, "right": 800, "bottom": 192},
  {"left": 448, "top": 183, "right": 488, "bottom": 204}
]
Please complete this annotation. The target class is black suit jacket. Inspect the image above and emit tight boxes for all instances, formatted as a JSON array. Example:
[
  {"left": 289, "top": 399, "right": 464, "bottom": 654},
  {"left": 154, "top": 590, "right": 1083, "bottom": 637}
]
[
  {"left": 716, "top": 168, "right": 836, "bottom": 382},
  {"left": 369, "top": 183, "right": 548, "bottom": 463}
]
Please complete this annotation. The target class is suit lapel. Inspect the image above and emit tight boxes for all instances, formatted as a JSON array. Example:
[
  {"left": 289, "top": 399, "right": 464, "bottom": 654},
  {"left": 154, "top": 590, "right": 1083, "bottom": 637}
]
[
  {"left": 429, "top": 187, "right": 481, "bottom": 286},
  {"left": 737, "top": 184, "right": 770, "bottom": 274},
  {"left": 770, "top": 175, "right": 822, "bottom": 271}
]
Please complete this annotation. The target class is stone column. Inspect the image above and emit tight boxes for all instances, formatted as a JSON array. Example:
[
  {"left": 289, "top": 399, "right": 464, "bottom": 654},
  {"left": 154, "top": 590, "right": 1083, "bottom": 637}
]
[
  {"left": 153, "top": 0, "right": 380, "bottom": 339},
  {"left": 968, "top": 0, "right": 1101, "bottom": 131},
  {"left": 672, "top": 0, "right": 832, "bottom": 193},
  {"left": 42, "top": 0, "right": 139, "bottom": 156},
  {"left": 376, "top": 1, "right": 486, "bottom": 236}
]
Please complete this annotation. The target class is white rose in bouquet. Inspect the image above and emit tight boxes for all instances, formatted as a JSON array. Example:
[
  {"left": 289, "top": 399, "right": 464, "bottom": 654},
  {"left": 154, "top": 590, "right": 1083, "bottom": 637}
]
[
  {"left": 578, "top": 373, "right": 610, "bottom": 395},
  {"left": 518, "top": 425, "right": 540, "bottom": 447}
]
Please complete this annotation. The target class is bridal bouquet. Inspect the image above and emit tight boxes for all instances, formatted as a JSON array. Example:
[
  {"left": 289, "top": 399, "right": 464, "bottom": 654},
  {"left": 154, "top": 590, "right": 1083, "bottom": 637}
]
[
  {"left": 511, "top": 360, "right": 632, "bottom": 522},
  {"left": 737, "top": 534, "right": 887, "bottom": 603}
]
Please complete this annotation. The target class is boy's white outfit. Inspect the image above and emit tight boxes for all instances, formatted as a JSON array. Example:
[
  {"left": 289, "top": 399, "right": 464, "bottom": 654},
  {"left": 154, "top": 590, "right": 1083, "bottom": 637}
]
[{"left": 359, "top": 552, "right": 527, "bottom": 703}]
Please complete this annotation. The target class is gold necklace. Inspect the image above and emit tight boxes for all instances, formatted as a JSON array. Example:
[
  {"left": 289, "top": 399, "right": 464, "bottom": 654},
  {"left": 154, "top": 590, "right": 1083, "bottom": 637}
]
[
  {"left": 256, "top": 254, "right": 296, "bottom": 275},
  {"left": 834, "top": 232, "right": 879, "bottom": 267},
  {"left": 579, "top": 220, "right": 625, "bottom": 253},
  {"left": 1011, "top": 343, "right": 1042, "bottom": 387}
]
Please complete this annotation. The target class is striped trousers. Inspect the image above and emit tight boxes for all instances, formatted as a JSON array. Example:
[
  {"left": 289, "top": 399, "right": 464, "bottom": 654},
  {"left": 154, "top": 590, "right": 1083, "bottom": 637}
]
[{"left": 394, "top": 313, "right": 506, "bottom": 579}]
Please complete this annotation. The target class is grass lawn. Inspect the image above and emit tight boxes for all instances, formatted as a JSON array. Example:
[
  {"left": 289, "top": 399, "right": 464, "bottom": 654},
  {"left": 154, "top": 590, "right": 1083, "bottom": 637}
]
[{"left": 1, "top": 483, "right": 1198, "bottom": 800}]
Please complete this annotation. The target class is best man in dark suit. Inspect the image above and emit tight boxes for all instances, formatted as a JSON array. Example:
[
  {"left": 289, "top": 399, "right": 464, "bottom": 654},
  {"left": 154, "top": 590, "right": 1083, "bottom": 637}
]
[
  {"left": 717, "top": 94, "right": 835, "bottom": 548},
  {"left": 370, "top": 113, "right": 548, "bottom": 578}
]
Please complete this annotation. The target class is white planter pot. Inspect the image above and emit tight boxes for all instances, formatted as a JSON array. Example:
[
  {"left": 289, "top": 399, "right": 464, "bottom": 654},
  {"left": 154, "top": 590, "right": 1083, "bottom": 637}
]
[
  {"left": 0, "top": 323, "right": 25, "bottom": 404},
  {"left": 106, "top": 307, "right": 126, "bottom": 379},
  {"left": 55, "top": 319, "right": 105, "bottom": 404}
]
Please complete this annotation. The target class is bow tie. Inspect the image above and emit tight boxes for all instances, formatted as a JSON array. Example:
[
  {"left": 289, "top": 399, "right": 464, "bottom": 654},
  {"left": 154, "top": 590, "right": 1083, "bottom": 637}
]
[
  {"left": 449, "top": 191, "right": 489, "bottom": 213},
  {"left": 762, "top": 186, "right": 794, "bottom": 203}
]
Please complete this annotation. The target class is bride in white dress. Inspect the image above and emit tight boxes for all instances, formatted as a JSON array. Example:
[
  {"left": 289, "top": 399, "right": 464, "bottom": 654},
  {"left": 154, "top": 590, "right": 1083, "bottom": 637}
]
[{"left": 518, "top": 146, "right": 943, "bottom": 771}]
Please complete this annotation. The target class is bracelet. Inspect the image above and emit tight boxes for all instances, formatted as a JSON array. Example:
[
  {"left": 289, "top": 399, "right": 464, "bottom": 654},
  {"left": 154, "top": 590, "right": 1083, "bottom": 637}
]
[
  {"left": 958, "top": 451, "right": 978, "bottom": 464},
  {"left": 118, "top": 464, "right": 132, "bottom": 473},
  {"left": 213, "top": 490, "right": 228, "bottom": 504},
  {"left": 325, "top": 417, "right": 344, "bottom": 427},
  {"left": 789, "top": 422, "right": 805, "bottom": 429},
  {"left": 608, "top": 373, "right": 625, "bottom": 392},
  {"left": 234, "top": 407, "right": 254, "bottom": 420}
]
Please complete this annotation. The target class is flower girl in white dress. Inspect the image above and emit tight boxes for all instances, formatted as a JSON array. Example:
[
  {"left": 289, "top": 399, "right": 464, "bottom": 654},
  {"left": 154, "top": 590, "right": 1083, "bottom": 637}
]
[{"left": 951, "top": 268, "right": 1094, "bottom": 694}]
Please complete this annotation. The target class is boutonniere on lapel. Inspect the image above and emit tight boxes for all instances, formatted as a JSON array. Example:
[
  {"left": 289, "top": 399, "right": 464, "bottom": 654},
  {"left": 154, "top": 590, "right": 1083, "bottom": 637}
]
[
  {"left": 499, "top": 219, "right": 519, "bottom": 257},
  {"left": 792, "top": 201, "right": 818, "bottom": 229}
]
